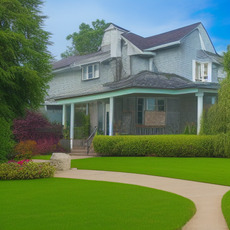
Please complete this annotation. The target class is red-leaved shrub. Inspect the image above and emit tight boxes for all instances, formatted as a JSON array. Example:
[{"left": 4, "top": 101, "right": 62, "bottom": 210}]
[
  {"left": 13, "top": 110, "right": 64, "bottom": 155},
  {"left": 14, "top": 140, "right": 37, "bottom": 160}
]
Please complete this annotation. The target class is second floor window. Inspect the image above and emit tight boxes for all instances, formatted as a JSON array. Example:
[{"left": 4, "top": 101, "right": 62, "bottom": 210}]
[
  {"left": 193, "top": 61, "right": 211, "bottom": 82},
  {"left": 82, "top": 63, "right": 99, "bottom": 80}
]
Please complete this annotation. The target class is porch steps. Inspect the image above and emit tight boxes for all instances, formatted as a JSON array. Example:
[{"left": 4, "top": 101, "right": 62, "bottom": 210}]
[{"left": 70, "top": 147, "right": 97, "bottom": 156}]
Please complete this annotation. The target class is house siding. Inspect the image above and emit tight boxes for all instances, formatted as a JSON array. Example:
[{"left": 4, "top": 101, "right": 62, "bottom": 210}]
[
  {"left": 131, "top": 56, "right": 149, "bottom": 75},
  {"left": 153, "top": 29, "right": 201, "bottom": 81},
  {"left": 48, "top": 62, "right": 115, "bottom": 98},
  {"left": 197, "top": 24, "right": 215, "bottom": 53}
]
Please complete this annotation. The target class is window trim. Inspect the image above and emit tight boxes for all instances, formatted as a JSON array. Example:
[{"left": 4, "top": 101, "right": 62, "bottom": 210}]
[
  {"left": 193, "top": 60, "right": 212, "bottom": 82},
  {"left": 82, "top": 63, "right": 99, "bottom": 81}
]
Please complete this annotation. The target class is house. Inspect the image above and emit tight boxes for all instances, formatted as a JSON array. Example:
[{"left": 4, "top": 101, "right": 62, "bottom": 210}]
[{"left": 43, "top": 22, "right": 225, "bottom": 149}]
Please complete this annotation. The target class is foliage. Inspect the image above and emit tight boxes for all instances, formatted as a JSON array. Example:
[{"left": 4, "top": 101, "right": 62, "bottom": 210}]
[
  {"left": 0, "top": 161, "right": 55, "bottom": 180},
  {"left": 36, "top": 138, "right": 57, "bottom": 154},
  {"left": 183, "top": 123, "right": 197, "bottom": 134},
  {"left": 0, "top": 0, "right": 52, "bottom": 121},
  {"left": 14, "top": 140, "right": 37, "bottom": 160},
  {"left": 13, "top": 110, "right": 64, "bottom": 154},
  {"left": 32, "top": 154, "right": 52, "bottom": 160},
  {"left": 61, "top": 19, "right": 109, "bottom": 57},
  {"left": 0, "top": 178, "right": 195, "bottom": 230},
  {"left": 201, "top": 46, "right": 230, "bottom": 135},
  {"left": 0, "top": 117, "right": 15, "bottom": 162},
  {"left": 213, "top": 133, "right": 230, "bottom": 158},
  {"left": 74, "top": 112, "right": 90, "bottom": 139},
  {"left": 93, "top": 135, "right": 215, "bottom": 157},
  {"left": 222, "top": 190, "right": 230, "bottom": 229}
]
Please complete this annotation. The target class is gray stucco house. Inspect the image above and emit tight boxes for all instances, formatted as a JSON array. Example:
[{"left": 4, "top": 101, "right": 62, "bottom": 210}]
[{"left": 44, "top": 22, "right": 225, "bottom": 149}]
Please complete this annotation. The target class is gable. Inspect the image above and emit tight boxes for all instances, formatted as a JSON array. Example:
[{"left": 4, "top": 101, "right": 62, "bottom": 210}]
[{"left": 122, "top": 22, "right": 201, "bottom": 51}]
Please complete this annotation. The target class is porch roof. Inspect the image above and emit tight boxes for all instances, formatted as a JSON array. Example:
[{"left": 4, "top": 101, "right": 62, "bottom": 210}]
[{"left": 51, "top": 71, "right": 219, "bottom": 105}]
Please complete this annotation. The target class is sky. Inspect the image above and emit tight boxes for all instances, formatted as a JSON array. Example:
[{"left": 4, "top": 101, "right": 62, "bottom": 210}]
[{"left": 42, "top": 0, "right": 230, "bottom": 60}]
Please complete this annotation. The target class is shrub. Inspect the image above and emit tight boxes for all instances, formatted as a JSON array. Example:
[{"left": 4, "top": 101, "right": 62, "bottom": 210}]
[
  {"left": 13, "top": 110, "right": 63, "bottom": 155},
  {"left": 93, "top": 135, "right": 215, "bottom": 157},
  {"left": 213, "top": 133, "right": 230, "bottom": 158},
  {"left": 183, "top": 123, "right": 197, "bottom": 135},
  {"left": 0, "top": 117, "right": 15, "bottom": 162},
  {"left": 0, "top": 161, "right": 56, "bottom": 180},
  {"left": 14, "top": 140, "right": 38, "bottom": 160}
]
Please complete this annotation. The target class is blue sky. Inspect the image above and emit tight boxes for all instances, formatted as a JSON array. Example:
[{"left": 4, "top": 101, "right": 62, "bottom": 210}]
[{"left": 42, "top": 0, "right": 230, "bottom": 59}]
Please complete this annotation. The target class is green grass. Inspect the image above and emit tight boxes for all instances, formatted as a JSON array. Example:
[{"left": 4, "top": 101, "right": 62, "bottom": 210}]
[
  {"left": 31, "top": 154, "right": 52, "bottom": 160},
  {"left": 222, "top": 191, "right": 230, "bottom": 229},
  {"left": 0, "top": 178, "right": 195, "bottom": 230},
  {"left": 71, "top": 157, "right": 230, "bottom": 186}
]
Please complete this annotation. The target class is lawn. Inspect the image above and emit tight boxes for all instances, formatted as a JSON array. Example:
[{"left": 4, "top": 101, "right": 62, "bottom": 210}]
[
  {"left": 71, "top": 157, "right": 230, "bottom": 186},
  {"left": 0, "top": 178, "right": 195, "bottom": 230},
  {"left": 222, "top": 191, "right": 230, "bottom": 229},
  {"left": 32, "top": 154, "right": 52, "bottom": 160}
]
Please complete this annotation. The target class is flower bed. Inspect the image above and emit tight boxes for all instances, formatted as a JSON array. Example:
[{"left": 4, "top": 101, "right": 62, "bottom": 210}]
[{"left": 0, "top": 160, "right": 55, "bottom": 180}]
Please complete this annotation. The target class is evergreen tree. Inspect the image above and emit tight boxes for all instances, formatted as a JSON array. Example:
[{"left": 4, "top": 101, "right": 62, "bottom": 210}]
[{"left": 0, "top": 0, "right": 52, "bottom": 121}]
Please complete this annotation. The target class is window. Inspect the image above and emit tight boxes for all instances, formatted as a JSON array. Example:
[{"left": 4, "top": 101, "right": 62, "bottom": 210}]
[
  {"left": 193, "top": 61, "right": 211, "bottom": 82},
  {"left": 146, "top": 98, "right": 165, "bottom": 111},
  {"left": 82, "top": 63, "right": 99, "bottom": 80},
  {"left": 137, "top": 98, "right": 144, "bottom": 124},
  {"left": 137, "top": 98, "right": 165, "bottom": 125}
]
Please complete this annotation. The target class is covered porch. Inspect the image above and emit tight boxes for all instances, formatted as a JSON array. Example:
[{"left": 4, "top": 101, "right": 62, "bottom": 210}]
[{"left": 57, "top": 87, "right": 217, "bottom": 150}]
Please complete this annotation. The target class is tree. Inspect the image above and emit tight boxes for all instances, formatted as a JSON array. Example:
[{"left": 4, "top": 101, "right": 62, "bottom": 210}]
[
  {"left": 0, "top": 0, "right": 52, "bottom": 121},
  {"left": 200, "top": 46, "right": 230, "bottom": 134},
  {"left": 61, "top": 19, "right": 108, "bottom": 58},
  {"left": 0, "top": 117, "right": 15, "bottom": 162}
]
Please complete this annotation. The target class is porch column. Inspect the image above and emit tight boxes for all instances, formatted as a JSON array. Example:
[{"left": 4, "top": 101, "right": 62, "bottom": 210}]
[
  {"left": 196, "top": 92, "right": 204, "bottom": 134},
  {"left": 62, "top": 104, "right": 66, "bottom": 128},
  {"left": 86, "top": 103, "right": 89, "bottom": 115},
  {"left": 109, "top": 97, "right": 114, "bottom": 136},
  {"left": 70, "top": 103, "right": 75, "bottom": 149}
]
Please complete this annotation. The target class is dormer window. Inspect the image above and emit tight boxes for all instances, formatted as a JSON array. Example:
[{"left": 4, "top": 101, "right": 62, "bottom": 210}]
[
  {"left": 193, "top": 61, "right": 212, "bottom": 82},
  {"left": 82, "top": 63, "right": 99, "bottom": 80}
]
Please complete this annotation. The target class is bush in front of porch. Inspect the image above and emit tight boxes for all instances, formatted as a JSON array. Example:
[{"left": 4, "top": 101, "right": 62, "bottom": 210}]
[{"left": 93, "top": 135, "right": 215, "bottom": 157}]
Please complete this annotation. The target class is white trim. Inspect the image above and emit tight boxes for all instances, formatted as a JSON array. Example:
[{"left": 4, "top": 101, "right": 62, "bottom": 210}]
[
  {"left": 149, "top": 58, "right": 153, "bottom": 71},
  {"left": 121, "top": 36, "right": 143, "bottom": 55},
  {"left": 196, "top": 92, "right": 204, "bottom": 134},
  {"left": 82, "top": 63, "right": 100, "bottom": 81},
  {"left": 109, "top": 97, "right": 114, "bottom": 136},
  {"left": 70, "top": 103, "right": 75, "bottom": 149},
  {"left": 62, "top": 104, "right": 66, "bottom": 127},
  {"left": 144, "top": 41, "right": 180, "bottom": 51},
  {"left": 193, "top": 60, "right": 212, "bottom": 82},
  {"left": 199, "top": 32, "right": 206, "bottom": 50}
]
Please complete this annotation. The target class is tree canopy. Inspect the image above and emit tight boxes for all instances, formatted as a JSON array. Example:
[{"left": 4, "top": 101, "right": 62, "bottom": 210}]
[
  {"left": 0, "top": 0, "right": 52, "bottom": 121},
  {"left": 61, "top": 19, "right": 109, "bottom": 58}
]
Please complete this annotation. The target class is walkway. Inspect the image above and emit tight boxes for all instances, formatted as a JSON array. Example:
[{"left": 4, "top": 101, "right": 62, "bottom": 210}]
[{"left": 55, "top": 169, "right": 230, "bottom": 230}]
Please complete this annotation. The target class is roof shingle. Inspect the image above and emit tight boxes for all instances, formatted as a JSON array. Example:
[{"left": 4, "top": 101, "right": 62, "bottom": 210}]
[{"left": 122, "top": 22, "right": 201, "bottom": 50}]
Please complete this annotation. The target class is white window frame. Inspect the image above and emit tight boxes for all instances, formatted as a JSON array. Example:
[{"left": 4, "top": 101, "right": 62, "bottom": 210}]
[
  {"left": 82, "top": 63, "right": 99, "bottom": 80},
  {"left": 193, "top": 60, "right": 212, "bottom": 82}
]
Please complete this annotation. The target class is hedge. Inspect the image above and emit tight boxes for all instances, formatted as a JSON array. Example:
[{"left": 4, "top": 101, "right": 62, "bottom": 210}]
[
  {"left": 0, "top": 161, "right": 56, "bottom": 180},
  {"left": 93, "top": 135, "right": 216, "bottom": 157}
]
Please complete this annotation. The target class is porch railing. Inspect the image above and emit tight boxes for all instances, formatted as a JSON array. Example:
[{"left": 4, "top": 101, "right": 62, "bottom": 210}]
[
  {"left": 86, "top": 126, "right": 97, "bottom": 154},
  {"left": 135, "top": 126, "right": 165, "bottom": 135}
]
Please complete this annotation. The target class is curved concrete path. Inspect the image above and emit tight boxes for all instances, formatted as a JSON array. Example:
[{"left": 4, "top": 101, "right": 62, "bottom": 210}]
[{"left": 55, "top": 169, "right": 230, "bottom": 230}]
